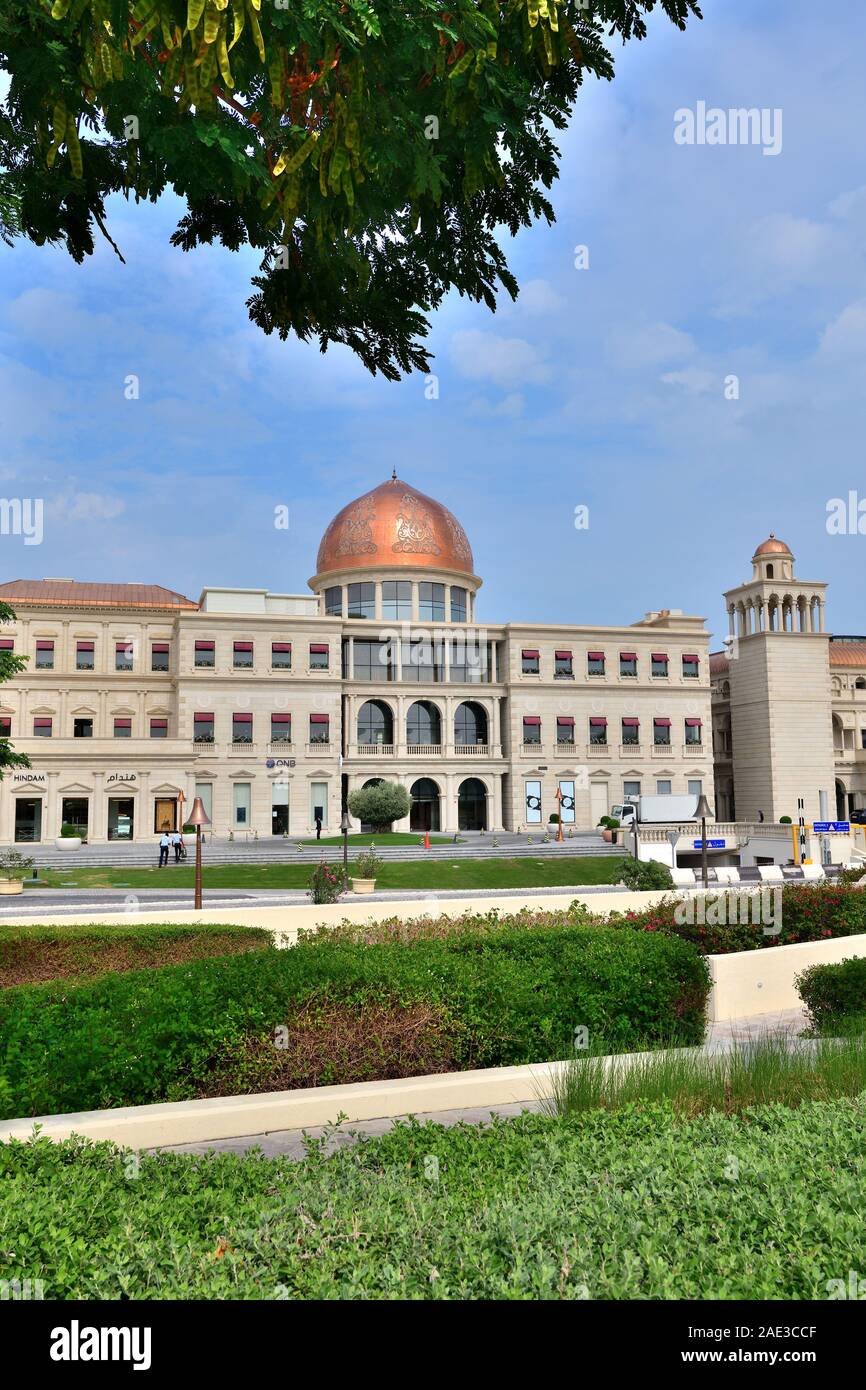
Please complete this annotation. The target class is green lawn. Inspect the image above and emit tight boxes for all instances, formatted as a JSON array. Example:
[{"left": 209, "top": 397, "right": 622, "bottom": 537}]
[
  {"left": 300, "top": 832, "right": 457, "bottom": 846},
  {"left": 31, "top": 855, "right": 628, "bottom": 892},
  {"left": 3, "top": 1099, "right": 863, "bottom": 1298}
]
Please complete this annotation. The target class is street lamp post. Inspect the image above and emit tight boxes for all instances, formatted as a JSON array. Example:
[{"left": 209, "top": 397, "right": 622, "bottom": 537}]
[
  {"left": 187, "top": 796, "right": 211, "bottom": 910},
  {"left": 341, "top": 810, "right": 350, "bottom": 891},
  {"left": 694, "top": 793, "right": 714, "bottom": 890}
]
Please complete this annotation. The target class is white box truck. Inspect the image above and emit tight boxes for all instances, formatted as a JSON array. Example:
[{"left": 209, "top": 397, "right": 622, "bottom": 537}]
[{"left": 610, "top": 794, "right": 700, "bottom": 826}]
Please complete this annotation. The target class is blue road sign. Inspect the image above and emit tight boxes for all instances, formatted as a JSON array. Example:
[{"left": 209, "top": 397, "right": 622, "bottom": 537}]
[
  {"left": 814, "top": 821, "right": 850, "bottom": 833},
  {"left": 694, "top": 839, "right": 725, "bottom": 849}
]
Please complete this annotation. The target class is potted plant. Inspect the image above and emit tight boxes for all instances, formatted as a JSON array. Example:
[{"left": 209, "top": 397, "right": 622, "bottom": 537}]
[
  {"left": 0, "top": 848, "right": 34, "bottom": 894},
  {"left": 599, "top": 815, "right": 620, "bottom": 844},
  {"left": 307, "top": 860, "right": 343, "bottom": 904},
  {"left": 54, "top": 822, "right": 83, "bottom": 850},
  {"left": 351, "top": 846, "right": 383, "bottom": 894}
]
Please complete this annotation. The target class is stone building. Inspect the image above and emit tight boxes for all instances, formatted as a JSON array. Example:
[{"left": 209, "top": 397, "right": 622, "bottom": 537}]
[{"left": 0, "top": 474, "right": 714, "bottom": 843}]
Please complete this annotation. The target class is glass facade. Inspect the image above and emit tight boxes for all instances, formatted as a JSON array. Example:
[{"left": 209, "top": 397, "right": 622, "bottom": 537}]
[
  {"left": 382, "top": 580, "right": 412, "bottom": 620},
  {"left": 347, "top": 582, "right": 375, "bottom": 619},
  {"left": 419, "top": 582, "right": 445, "bottom": 622}
]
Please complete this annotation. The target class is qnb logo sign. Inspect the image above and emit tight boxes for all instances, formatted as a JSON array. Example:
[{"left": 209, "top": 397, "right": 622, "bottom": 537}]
[
  {"left": 674, "top": 102, "right": 783, "bottom": 157},
  {"left": 50, "top": 1321, "right": 152, "bottom": 1371}
]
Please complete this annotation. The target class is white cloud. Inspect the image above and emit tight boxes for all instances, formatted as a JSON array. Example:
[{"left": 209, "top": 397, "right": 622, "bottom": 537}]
[
  {"left": 449, "top": 330, "right": 551, "bottom": 389},
  {"left": 660, "top": 368, "right": 717, "bottom": 394},
  {"left": 515, "top": 279, "right": 563, "bottom": 316},
  {"left": 817, "top": 299, "right": 866, "bottom": 362},
  {"left": 60, "top": 493, "right": 127, "bottom": 523},
  {"left": 607, "top": 321, "right": 696, "bottom": 370}
]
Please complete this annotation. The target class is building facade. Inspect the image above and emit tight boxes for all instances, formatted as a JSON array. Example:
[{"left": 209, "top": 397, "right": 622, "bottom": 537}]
[
  {"left": 711, "top": 535, "right": 866, "bottom": 824},
  {"left": 0, "top": 474, "right": 715, "bottom": 843}
]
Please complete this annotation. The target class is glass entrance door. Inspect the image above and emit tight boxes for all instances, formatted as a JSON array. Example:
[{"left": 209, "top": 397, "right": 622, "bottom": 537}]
[
  {"left": 108, "top": 797, "right": 135, "bottom": 840},
  {"left": 61, "top": 797, "right": 89, "bottom": 837},
  {"left": 14, "top": 797, "right": 43, "bottom": 842}
]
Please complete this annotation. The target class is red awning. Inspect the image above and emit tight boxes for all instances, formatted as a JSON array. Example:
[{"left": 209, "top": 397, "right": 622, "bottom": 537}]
[
  {"left": 271, "top": 713, "right": 291, "bottom": 723},
  {"left": 0, "top": 639, "right": 13, "bottom": 649},
  {"left": 587, "top": 651, "right": 605, "bottom": 661},
  {"left": 555, "top": 650, "right": 572, "bottom": 660},
  {"left": 619, "top": 651, "right": 637, "bottom": 661},
  {"left": 310, "top": 713, "right": 330, "bottom": 723},
  {"left": 522, "top": 649, "right": 540, "bottom": 659},
  {"left": 651, "top": 652, "right": 668, "bottom": 662},
  {"left": 682, "top": 653, "right": 700, "bottom": 662},
  {"left": 685, "top": 718, "right": 703, "bottom": 727},
  {"left": 622, "top": 717, "right": 640, "bottom": 727},
  {"left": 114, "top": 718, "right": 132, "bottom": 728},
  {"left": 152, "top": 643, "right": 169, "bottom": 653},
  {"left": 590, "top": 717, "right": 608, "bottom": 726},
  {"left": 523, "top": 715, "right": 541, "bottom": 725},
  {"left": 76, "top": 641, "right": 94, "bottom": 651},
  {"left": 36, "top": 640, "right": 54, "bottom": 650},
  {"left": 33, "top": 717, "right": 52, "bottom": 727},
  {"left": 195, "top": 640, "right": 214, "bottom": 650},
  {"left": 272, "top": 642, "right": 292, "bottom": 652},
  {"left": 654, "top": 717, "right": 672, "bottom": 726},
  {"left": 557, "top": 716, "right": 575, "bottom": 726},
  {"left": 194, "top": 712, "right": 214, "bottom": 721},
  {"left": 234, "top": 641, "right": 253, "bottom": 652},
  {"left": 233, "top": 713, "right": 253, "bottom": 723},
  {"left": 150, "top": 718, "right": 168, "bottom": 728},
  {"left": 310, "top": 644, "right": 329, "bottom": 654}
]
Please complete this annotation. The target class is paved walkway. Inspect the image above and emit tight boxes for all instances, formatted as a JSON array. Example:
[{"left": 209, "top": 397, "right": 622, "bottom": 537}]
[{"left": 158, "top": 1008, "right": 811, "bottom": 1160}]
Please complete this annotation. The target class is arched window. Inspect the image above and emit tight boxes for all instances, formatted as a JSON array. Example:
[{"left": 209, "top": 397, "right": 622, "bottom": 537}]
[
  {"left": 410, "top": 778, "right": 441, "bottom": 832},
  {"left": 454, "top": 701, "right": 488, "bottom": 746},
  {"left": 357, "top": 700, "right": 393, "bottom": 745},
  {"left": 458, "top": 778, "right": 487, "bottom": 831},
  {"left": 856, "top": 678, "right": 866, "bottom": 691},
  {"left": 766, "top": 564, "right": 774, "bottom": 579},
  {"left": 407, "top": 700, "right": 441, "bottom": 746}
]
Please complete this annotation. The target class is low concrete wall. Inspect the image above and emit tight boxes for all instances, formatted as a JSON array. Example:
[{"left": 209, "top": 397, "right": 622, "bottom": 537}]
[
  {"left": 707, "top": 931, "right": 866, "bottom": 1021},
  {"left": 0, "top": 889, "right": 670, "bottom": 942}
]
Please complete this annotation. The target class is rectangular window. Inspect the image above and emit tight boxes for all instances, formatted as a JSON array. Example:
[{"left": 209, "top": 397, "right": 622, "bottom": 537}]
[
  {"left": 558, "top": 779, "right": 576, "bottom": 825},
  {"left": 418, "top": 581, "right": 445, "bottom": 623},
  {"left": 651, "top": 652, "right": 669, "bottom": 677},
  {"left": 555, "top": 650, "right": 573, "bottom": 679},
  {"left": 232, "top": 712, "right": 253, "bottom": 743},
  {"left": 194, "top": 782, "right": 213, "bottom": 823},
  {"left": 400, "top": 638, "right": 443, "bottom": 683},
  {"left": 150, "top": 717, "right": 168, "bottom": 739},
  {"left": 115, "top": 641, "right": 134, "bottom": 672},
  {"left": 151, "top": 642, "right": 170, "bottom": 672},
  {"left": 310, "top": 780, "right": 328, "bottom": 828},
  {"left": 450, "top": 587, "right": 467, "bottom": 623},
  {"left": 271, "top": 641, "right": 292, "bottom": 669},
  {"left": 589, "top": 717, "right": 608, "bottom": 745},
  {"left": 33, "top": 717, "right": 52, "bottom": 737},
  {"left": 76, "top": 640, "right": 95, "bottom": 671},
  {"left": 310, "top": 713, "right": 330, "bottom": 744},
  {"left": 657, "top": 779, "right": 672, "bottom": 795},
  {"left": 0, "top": 638, "right": 14, "bottom": 653},
  {"left": 271, "top": 713, "right": 292, "bottom": 743},
  {"left": 523, "top": 716, "right": 542, "bottom": 745},
  {"left": 355, "top": 639, "right": 396, "bottom": 681},
  {"left": 233, "top": 782, "right": 251, "bottom": 828},
  {"left": 233, "top": 641, "right": 254, "bottom": 669},
  {"left": 347, "top": 582, "right": 376, "bottom": 620},
  {"left": 862, "top": 730, "right": 866, "bottom": 751},
  {"left": 524, "top": 778, "right": 542, "bottom": 825},
  {"left": 621, "top": 717, "right": 640, "bottom": 745},
  {"left": 619, "top": 651, "right": 637, "bottom": 678},
  {"left": 193, "top": 712, "right": 214, "bottom": 743},
  {"left": 450, "top": 637, "right": 487, "bottom": 684},
  {"left": 556, "top": 716, "right": 575, "bottom": 745},
  {"left": 623, "top": 780, "right": 641, "bottom": 800},
  {"left": 0, "top": 716, "right": 10, "bottom": 738},
  {"left": 35, "top": 640, "right": 54, "bottom": 670},
  {"left": 688, "top": 779, "right": 703, "bottom": 798},
  {"left": 194, "top": 640, "right": 215, "bottom": 668},
  {"left": 685, "top": 717, "right": 702, "bottom": 745},
  {"left": 73, "top": 717, "right": 93, "bottom": 738},
  {"left": 114, "top": 717, "right": 132, "bottom": 738},
  {"left": 682, "top": 654, "right": 700, "bottom": 679},
  {"left": 382, "top": 580, "right": 412, "bottom": 621},
  {"left": 521, "top": 648, "right": 540, "bottom": 675},
  {"left": 587, "top": 650, "right": 605, "bottom": 676},
  {"left": 653, "top": 717, "right": 671, "bottom": 746},
  {"left": 309, "top": 643, "right": 329, "bottom": 670},
  {"left": 324, "top": 586, "right": 343, "bottom": 616}
]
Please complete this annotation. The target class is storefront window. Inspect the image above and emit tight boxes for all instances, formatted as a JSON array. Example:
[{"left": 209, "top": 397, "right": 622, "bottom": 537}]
[
  {"left": 108, "top": 797, "right": 134, "bottom": 840},
  {"left": 233, "top": 782, "right": 251, "bottom": 827},
  {"left": 14, "top": 797, "right": 42, "bottom": 842}
]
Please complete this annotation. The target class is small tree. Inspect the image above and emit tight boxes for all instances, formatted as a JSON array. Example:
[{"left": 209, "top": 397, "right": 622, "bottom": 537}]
[
  {"left": 0, "top": 601, "right": 30, "bottom": 781},
  {"left": 347, "top": 781, "right": 411, "bottom": 833}
]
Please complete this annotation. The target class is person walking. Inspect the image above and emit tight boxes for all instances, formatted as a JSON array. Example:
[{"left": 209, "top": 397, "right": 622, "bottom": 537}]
[
  {"left": 158, "top": 832, "right": 170, "bottom": 867},
  {"left": 171, "top": 829, "right": 182, "bottom": 863}
]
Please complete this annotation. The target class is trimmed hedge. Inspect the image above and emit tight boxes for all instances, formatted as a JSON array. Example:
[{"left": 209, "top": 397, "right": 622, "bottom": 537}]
[
  {"left": 612, "top": 884, "right": 866, "bottom": 954},
  {"left": 0, "top": 922, "right": 709, "bottom": 1119},
  {"left": 3, "top": 1098, "right": 865, "bottom": 1299},
  {"left": 797, "top": 955, "right": 866, "bottom": 1032}
]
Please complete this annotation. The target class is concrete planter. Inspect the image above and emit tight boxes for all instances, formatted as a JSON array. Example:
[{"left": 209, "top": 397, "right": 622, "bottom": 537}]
[
  {"left": 54, "top": 837, "right": 82, "bottom": 850},
  {"left": 0, "top": 879, "right": 24, "bottom": 895},
  {"left": 707, "top": 930, "right": 866, "bottom": 1021},
  {"left": 351, "top": 878, "right": 376, "bottom": 895}
]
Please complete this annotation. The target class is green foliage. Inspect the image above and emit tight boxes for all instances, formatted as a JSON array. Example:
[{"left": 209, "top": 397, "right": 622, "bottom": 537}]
[
  {"left": 0, "top": 920, "right": 709, "bottom": 1118},
  {"left": 780, "top": 815, "right": 792, "bottom": 824},
  {"left": 797, "top": 955, "right": 866, "bottom": 1032},
  {"left": 347, "top": 779, "right": 410, "bottom": 830},
  {"left": 354, "top": 846, "right": 382, "bottom": 878},
  {"left": 598, "top": 815, "right": 620, "bottom": 829},
  {"left": 0, "top": 600, "right": 30, "bottom": 780},
  {"left": 2, "top": 1097, "right": 864, "bottom": 1299},
  {"left": 0, "top": 848, "right": 33, "bottom": 880},
  {"left": 617, "top": 857, "right": 673, "bottom": 890},
  {"left": 307, "top": 859, "right": 343, "bottom": 903},
  {"left": 58, "top": 822, "right": 82, "bottom": 838},
  {"left": 0, "top": 2, "right": 702, "bottom": 377}
]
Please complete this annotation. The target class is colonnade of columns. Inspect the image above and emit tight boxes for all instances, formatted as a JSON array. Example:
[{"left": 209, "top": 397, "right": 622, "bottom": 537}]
[{"left": 727, "top": 593, "right": 825, "bottom": 638}]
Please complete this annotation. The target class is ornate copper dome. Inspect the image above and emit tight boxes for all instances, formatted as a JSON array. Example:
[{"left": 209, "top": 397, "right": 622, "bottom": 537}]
[
  {"left": 753, "top": 533, "right": 792, "bottom": 558},
  {"left": 315, "top": 474, "right": 475, "bottom": 578}
]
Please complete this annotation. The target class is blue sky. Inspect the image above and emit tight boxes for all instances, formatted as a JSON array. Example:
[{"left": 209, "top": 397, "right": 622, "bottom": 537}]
[{"left": 2, "top": 0, "right": 866, "bottom": 645}]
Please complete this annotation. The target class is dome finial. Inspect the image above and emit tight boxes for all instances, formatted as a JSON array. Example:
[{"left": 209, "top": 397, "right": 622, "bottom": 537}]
[{"left": 391, "top": 468, "right": 397, "bottom": 482}]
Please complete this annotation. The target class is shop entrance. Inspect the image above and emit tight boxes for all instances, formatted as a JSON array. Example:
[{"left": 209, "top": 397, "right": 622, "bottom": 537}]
[
  {"left": 14, "top": 797, "right": 43, "bottom": 842},
  {"left": 153, "top": 797, "right": 177, "bottom": 834},
  {"left": 108, "top": 797, "right": 135, "bottom": 840},
  {"left": 272, "top": 781, "right": 290, "bottom": 835},
  {"left": 410, "top": 778, "right": 440, "bottom": 832},
  {"left": 61, "top": 797, "right": 89, "bottom": 837}
]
